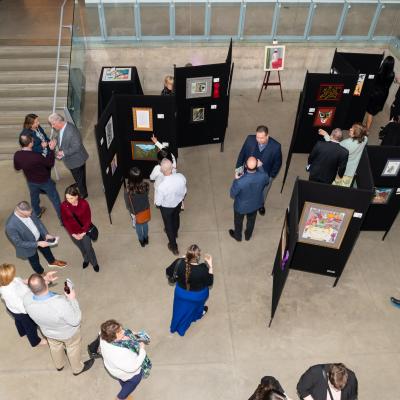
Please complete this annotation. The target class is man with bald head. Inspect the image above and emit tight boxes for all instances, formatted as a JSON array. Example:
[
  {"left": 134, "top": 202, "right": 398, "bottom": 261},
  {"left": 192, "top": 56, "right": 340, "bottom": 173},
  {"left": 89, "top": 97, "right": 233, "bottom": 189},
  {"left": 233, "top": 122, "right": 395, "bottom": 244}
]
[{"left": 229, "top": 156, "right": 269, "bottom": 241}]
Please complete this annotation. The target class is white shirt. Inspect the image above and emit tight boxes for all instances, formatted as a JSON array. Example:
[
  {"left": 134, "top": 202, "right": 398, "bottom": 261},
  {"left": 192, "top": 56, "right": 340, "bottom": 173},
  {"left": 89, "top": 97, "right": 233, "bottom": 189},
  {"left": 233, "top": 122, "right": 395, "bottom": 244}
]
[
  {"left": 326, "top": 387, "right": 341, "bottom": 400},
  {"left": 0, "top": 277, "right": 31, "bottom": 314},
  {"left": 58, "top": 123, "right": 67, "bottom": 147},
  {"left": 15, "top": 213, "right": 40, "bottom": 240},
  {"left": 155, "top": 173, "right": 187, "bottom": 208}
]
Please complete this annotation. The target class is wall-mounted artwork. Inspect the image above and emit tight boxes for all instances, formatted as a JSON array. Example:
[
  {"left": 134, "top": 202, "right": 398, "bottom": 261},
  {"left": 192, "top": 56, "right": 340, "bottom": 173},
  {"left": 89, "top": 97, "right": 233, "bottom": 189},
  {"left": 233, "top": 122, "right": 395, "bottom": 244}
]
[
  {"left": 298, "top": 202, "right": 353, "bottom": 249},
  {"left": 191, "top": 107, "right": 205, "bottom": 123},
  {"left": 353, "top": 74, "right": 366, "bottom": 96},
  {"left": 317, "top": 84, "right": 344, "bottom": 101},
  {"left": 381, "top": 159, "right": 400, "bottom": 177},
  {"left": 132, "top": 107, "right": 153, "bottom": 132},
  {"left": 105, "top": 116, "right": 114, "bottom": 149},
  {"left": 371, "top": 187, "right": 393, "bottom": 204},
  {"left": 102, "top": 67, "right": 131, "bottom": 81},
  {"left": 264, "top": 45, "right": 285, "bottom": 71},
  {"left": 186, "top": 76, "right": 213, "bottom": 99},
  {"left": 313, "top": 107, "right": 336, "bottom": 127},
  {"left": 110, "top": 153, "right": 118, "bottom": 175},
  {"left": 131, "top": 141, "right": 158, "bottom": 161},
  {"left": 280, "top": 212, "right": 289, "bottom": 270}
]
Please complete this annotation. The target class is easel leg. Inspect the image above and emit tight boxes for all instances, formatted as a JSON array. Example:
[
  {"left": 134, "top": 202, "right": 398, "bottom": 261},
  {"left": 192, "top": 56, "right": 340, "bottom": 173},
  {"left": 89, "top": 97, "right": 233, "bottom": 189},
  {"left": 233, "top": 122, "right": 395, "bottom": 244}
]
[
  {"left": 333, "top": 277, "right": 339, "bottom": 287},
  {"left": 220, "top": 141, "right": 224, "bottom": 152},
  {"left": 278, "top": 71, "right": 283, "bottom": 102},
  {"left": 109, "top": 213, "right": 113, "bottom": 225},
  {"left": 268, "top": 318, "right": 273, "bottom": 328},
  {"left": 257, "top": 71, "right": 268, "bottom": 102}
]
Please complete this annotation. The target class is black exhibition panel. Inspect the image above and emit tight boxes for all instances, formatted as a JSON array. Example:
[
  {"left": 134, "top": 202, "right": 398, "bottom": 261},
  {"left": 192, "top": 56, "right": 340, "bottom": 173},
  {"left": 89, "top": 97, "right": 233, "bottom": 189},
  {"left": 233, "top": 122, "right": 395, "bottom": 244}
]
[
  {"left": 98, "top": 66, "right": 143, "bottom": 119},
  {"left": 94, "top": 98, "right": 125, "bottom": 216},
  {"left": 361, "top": 145, "right": 400, "bottom": 233},
  {"left": 354, "top": 147, "right": 374, "bottom": 191}
]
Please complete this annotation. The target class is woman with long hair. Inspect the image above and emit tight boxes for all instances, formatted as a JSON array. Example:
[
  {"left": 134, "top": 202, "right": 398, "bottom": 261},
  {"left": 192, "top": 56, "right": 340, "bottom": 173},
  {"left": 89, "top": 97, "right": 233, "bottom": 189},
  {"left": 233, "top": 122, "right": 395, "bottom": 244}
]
[
  {"left": 21, "top": 113, "right": 52, "bottom": 157},
  {"left": 125, "top": 167, "right": 151, "bottom": 247},
  {"left": 166, "top": 244, "right": 213, "bottom": 336}
]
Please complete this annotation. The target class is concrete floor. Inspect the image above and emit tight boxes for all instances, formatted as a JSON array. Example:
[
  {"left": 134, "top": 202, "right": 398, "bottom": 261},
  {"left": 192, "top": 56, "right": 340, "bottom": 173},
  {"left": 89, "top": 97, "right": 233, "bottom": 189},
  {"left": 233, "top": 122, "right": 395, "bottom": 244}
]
[{"left": 1, "top": 83, "right": 399, "bottom": 399}]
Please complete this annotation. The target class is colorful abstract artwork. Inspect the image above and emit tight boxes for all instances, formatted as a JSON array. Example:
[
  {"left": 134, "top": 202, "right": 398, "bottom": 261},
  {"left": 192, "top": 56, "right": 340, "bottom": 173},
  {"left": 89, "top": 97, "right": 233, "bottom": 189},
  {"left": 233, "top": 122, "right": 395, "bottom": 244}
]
[
  {"left": 381, "top": 159, "right": 400, "bottom": 177},
  {"left": 131, "top": 141, "right": 158, "bottom": 161},
  {"left": 317, "top": 84, "right": 344, "bottom": 101},
  {"left": 102, "top": 67, "right": 131, "bottom": 81},
  {"left": 313, "top": 107, "right": 336, "bottom": 127},
  {"left": 371, "top": 187, "right": 393, "bottom": 205},
  {"left": 264, "top": 45, "right": 285, "bottom": 71},
  {"left": 186, "top": 76, "right": 213, "bottom": 99},
  {"left": 298, "top": 202, "right": 353, "bottom": 249},
  {"left": 132, "top": 108, "right": 153, "bottom": 132}
]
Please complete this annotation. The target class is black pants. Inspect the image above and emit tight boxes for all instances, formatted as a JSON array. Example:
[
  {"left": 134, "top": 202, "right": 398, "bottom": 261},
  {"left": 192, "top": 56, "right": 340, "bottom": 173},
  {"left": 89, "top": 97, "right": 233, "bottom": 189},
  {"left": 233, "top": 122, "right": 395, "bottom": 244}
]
[
  {"left": 88, "top": 335, "right": 100, "bottom": 354},
  {"left": 8, "top": 309, "right": 41, "bottom": 347},
  {"left": 27, "top": 237, "right": 55, "bottom": 274},
  {"left": 233, "top": 210, "right": 257, "bottom": 240},
  {"left": 70, "top": 164, "right": 88, "bottom": 198},
  {"left": 160, "top": 202, "right": 181, "bottom": 249}
]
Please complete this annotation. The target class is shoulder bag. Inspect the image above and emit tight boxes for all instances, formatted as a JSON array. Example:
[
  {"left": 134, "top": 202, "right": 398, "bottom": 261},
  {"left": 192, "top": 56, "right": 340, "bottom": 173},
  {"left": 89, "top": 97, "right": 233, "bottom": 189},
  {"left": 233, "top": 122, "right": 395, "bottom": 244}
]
[
  {"left": 127, "top": 189, "right": 151, "bottom": 227},
  {"left": 167, "top": 258, "right": 185, "bottom": 285},
  {"left": 68, "top": 206, "right": 99, "bottom": 241}
]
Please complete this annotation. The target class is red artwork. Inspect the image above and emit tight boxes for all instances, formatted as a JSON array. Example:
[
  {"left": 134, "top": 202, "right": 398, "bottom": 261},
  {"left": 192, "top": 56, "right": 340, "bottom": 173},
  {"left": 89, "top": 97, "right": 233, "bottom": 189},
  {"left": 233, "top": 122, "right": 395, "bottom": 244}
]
[
  {"left": 317, "top": 84, "right": 344, "bottom": 101},
  {"left": 313, "top": 107, "right": 336, "bottom": 127},
  {"left": 213, "top": 82, "right": 220, "bottom": 98}
]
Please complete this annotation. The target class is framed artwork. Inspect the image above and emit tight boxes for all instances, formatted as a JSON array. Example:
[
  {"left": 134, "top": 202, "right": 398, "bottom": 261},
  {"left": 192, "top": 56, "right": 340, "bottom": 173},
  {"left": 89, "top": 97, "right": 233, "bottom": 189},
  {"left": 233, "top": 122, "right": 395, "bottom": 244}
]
[
  {"left": 313, "top": 107, "right": 336, "bottom": 127},
  {"left": 298, "top": 202, "right": 354, "bottom": 249},
  {"left": 264, "top": 45, "right": 285, "bottom": 71},
  {"left": 280, "top": 212, "right": 289, "bottom": 270},
  {"left": 191, "top": 107, "right": 205, "bottom": 123},
  {"left": 110, "top": 153, "right": 118, "bottom": 175},
  {"left": 102, "top": 67, "right": 131, "bottom": 81},
  {"left": 105, "top": 116, "right": 114, "bottom": 149},
  {"left": 132, "top": 107, "right": 153, "bottom": 132},
  {"left": 353, "top": 74, "right": 366, "bottom": 96},
  {"left": 317, "top": 84, "right": 344, "bottom": 101},
  {"left": 372, "top": 187, "right": 393, "bottom": 205},
  {"left": 381, "top": 159, "right": 400, "bottom": 177},
  {"left": 186, "top": 76, "right": 212, "bottom": 99},
  {"left": 131, "top": 141, "right": 158, "bottom": 161}
]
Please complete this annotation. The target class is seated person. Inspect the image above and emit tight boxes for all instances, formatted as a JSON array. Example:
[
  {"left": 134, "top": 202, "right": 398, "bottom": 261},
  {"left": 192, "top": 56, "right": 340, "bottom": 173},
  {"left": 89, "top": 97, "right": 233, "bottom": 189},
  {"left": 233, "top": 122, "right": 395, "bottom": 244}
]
[
  {"left": 380, "top": 114, "right": 400, "bottom": 146},
  {"left": 161, "top": 75, "right": 174, "bottom": 96}
]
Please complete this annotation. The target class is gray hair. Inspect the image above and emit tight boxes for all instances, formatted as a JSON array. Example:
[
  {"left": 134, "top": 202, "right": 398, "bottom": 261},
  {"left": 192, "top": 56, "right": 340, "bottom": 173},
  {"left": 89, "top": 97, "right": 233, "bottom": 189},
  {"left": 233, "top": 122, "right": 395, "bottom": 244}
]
[
  {"left": 48, "top": 113, "right": 65, "bottom": 124},
  {"left": 331, "top": 128, "right": 343, "bottom": 142},
  {"left": 28, "top": 274, "right": 47, "bottom": 295},
  {"left": 16, "top": 201, "right": 32, "bottom": 212},
  {"left": 160, "top": 158, "right": 173, "bottom": 175}
]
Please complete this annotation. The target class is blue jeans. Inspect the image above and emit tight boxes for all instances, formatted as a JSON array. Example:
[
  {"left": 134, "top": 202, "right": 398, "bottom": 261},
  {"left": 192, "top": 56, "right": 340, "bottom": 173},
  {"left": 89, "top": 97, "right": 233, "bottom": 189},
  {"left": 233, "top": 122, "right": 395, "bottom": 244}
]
[
  {"left": 135, "top": 222, "right": 148, "bottom": 241},
  {"left": 27, "top": 179, "right": 61, "bottom": 219},
  {"left": 118, "top": 371, "right": 143, "bottom": 399}
]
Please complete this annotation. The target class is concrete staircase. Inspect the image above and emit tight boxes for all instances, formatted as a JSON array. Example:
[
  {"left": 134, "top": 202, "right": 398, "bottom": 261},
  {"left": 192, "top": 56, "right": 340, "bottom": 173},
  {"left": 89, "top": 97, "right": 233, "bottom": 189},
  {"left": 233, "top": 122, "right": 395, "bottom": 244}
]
[{"left": 0, "top": 46, "right": 70, "bottom": 160}]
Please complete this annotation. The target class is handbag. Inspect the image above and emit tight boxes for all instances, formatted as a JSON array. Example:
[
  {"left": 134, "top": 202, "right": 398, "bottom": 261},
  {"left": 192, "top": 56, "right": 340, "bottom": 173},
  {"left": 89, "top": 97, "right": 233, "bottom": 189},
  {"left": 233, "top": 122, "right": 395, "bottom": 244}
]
[
  {"left": 127, "top": 190, "right": 150, "bottom": 226},
  {"left": 167, "top": 258, "right": 184, "bottom": 285},
  {"left": 69, "top": 207, "right": 99, "bottom": 241}
]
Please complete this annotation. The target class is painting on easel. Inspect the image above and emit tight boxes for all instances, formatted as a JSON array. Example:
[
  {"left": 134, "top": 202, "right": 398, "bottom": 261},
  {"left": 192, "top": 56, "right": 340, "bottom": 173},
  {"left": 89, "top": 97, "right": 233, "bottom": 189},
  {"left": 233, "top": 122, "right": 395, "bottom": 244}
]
[{"left": 264, "top": 45, "right": 285, "bottom": 71}]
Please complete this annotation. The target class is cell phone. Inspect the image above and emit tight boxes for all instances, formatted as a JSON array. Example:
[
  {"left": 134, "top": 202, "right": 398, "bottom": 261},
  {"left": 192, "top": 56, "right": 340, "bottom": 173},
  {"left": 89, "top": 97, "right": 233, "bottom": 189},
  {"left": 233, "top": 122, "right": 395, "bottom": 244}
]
[
  {"left": 235, "top": 165, "right": 244, "bottom": 176},
  {"left": 46, "top": 237, "right": 56, "bottom": 243},
  {"left": 64, "top": 278, "right": 74, "bottom": 294}
]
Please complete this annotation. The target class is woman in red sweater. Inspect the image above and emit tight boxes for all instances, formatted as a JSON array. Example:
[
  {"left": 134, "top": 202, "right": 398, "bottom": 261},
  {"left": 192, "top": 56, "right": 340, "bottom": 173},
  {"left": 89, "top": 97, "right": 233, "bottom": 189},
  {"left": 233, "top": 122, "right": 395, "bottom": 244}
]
[{"left": 60, "top": 184, "right": 99, "bottom": 272}]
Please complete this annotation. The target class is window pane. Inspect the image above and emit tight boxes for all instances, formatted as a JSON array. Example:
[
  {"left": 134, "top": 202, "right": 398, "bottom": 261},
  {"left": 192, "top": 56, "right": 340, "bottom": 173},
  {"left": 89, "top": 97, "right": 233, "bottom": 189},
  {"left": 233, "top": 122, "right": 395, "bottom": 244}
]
[
  {"left": 140, "top": 4, "right": 169, "bottom": 36},
  {"left": 342, "top": 4, "right": 376, "bottom": 36},
  {"left": 243, "top": 4, "right": 274, "bottom": 36},
  {"left": 104, "top": 5, "right": 135, "bottom": 36},
  {"left": 175, "top": 4, "right": 205, "bottom": 36},
  {"left": 210, "top": 4, "right": 240, "bottom": 36},
  {"left": 81, "top": 5, "right": 101, "bottom": 37},
  {"left": 310, "top": 4, "right": 342, "bottom": 36},
  {"left": 374, "top": 5, "right": 400, "bottom": 37},
  {"left": 277, "top": 3, "right": 309, "bottom": 36}
]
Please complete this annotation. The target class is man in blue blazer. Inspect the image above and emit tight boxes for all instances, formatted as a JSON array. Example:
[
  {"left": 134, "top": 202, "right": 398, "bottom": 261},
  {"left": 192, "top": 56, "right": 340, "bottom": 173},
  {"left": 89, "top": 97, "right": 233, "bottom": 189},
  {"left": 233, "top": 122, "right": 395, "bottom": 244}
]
[
  {"left": 236, "top": 125, "right": 282, "bottom": 215},
  {"left": 229, "top": 157, "right": 269, "bottom": 241}
]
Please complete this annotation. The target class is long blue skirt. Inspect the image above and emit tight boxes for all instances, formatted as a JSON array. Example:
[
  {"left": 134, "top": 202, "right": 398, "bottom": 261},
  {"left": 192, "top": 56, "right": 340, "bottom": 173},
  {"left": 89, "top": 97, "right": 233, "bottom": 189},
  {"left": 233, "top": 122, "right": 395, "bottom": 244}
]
[{"left": 170, "top": 285, "right": 209, "bottom": 336}]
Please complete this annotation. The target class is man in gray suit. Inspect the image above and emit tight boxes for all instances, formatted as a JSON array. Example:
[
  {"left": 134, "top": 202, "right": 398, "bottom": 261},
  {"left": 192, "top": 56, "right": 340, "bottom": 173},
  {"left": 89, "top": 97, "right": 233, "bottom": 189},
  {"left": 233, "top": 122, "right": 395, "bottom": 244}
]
[
  {"left": 5, "top": 201, "right": 67, "bottom": 274},
  {"left": 48, "top": 113, "right": 89, "bottom": 198}
]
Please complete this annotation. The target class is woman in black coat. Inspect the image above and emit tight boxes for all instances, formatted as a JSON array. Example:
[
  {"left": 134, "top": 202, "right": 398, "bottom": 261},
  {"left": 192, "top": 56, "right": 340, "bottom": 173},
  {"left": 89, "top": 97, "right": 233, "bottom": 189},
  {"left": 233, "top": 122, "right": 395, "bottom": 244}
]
[{"left": 380, "top": 114, "right": 400, "bottom": 146}]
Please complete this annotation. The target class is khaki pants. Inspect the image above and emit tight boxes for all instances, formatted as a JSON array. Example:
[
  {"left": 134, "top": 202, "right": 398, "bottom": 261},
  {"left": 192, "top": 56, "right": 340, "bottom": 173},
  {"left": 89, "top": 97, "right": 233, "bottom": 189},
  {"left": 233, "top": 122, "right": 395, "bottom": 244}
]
[{"left": 47, "top": 329, "right": 84, "bottom": 374}]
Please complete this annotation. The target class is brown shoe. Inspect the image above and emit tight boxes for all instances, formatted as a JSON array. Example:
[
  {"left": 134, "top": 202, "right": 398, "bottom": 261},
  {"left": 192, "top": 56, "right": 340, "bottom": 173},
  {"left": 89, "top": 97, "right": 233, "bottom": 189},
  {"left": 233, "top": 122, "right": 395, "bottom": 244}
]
[{"left": 48, "top": 260, "right": 67, "bottom": 269}]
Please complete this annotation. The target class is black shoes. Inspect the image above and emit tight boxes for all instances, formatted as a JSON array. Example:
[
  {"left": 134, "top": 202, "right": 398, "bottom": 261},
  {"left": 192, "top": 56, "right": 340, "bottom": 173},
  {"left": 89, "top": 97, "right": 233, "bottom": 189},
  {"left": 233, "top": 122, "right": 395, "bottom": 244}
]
[
  {"left": 139, "top": 240, "right": 145, "bottom": 247},
  {"left": 258, "top": 207, "right": 266, "bottom": 216},
  {"left": 73, "top": 359, "right": 95, "bottom": 376},
  {"left": 144, "top": 237, "right": 149, "bottom": 245},
  {"left": 202, "top": 306, "right": 208, "bottom": 316},
  {"left": 390, "top": 297, "right": 400, "bottom": 308},
  {"left": 93, "top": 265, "right": 100, "bottom": 272},
  {"left": 56, "top": 366, "right": 64, "bottom": 371},
  {"left": 168, "top": 243, "right": 179, "bottom": 255},
  {"left": 229, "top": 229, "right": 241, "bottom": 242},
  {"left": 244, "top": 233, "right": 252, "bottom": 241},
  {"left": 83, "top": 261, "right": 89, "bottom": 269}
]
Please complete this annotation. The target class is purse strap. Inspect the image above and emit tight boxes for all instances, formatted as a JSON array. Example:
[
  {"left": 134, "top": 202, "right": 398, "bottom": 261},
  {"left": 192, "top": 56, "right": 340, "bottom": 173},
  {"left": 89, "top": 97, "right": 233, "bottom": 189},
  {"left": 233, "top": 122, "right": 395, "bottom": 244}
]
[
  {"left": 67, "top": 204, "right": 84, "bottom": 228},
  {"left": 322, "top": 367, "right": 335, "bottom": 400},
  {"left": 126, "top": 188, "right": 136, "bottom": 215}
]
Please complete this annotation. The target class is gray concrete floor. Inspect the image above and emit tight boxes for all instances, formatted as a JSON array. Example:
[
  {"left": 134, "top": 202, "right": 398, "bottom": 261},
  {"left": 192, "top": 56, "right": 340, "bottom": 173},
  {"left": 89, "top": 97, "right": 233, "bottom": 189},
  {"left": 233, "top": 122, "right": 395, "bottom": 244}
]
[{"left": 0, "top": 87, "right": 399, "bottom": 400}]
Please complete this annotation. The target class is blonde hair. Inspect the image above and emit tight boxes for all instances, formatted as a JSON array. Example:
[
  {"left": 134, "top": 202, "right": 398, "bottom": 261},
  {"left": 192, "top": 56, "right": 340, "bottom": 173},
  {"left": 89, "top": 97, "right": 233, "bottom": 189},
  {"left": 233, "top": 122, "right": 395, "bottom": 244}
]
[
  {"left": 0, "top": 263, "right": 16, "bottom": 286},
  {"left": 164, "top": 75, "right": 174, "bottom": 85}
]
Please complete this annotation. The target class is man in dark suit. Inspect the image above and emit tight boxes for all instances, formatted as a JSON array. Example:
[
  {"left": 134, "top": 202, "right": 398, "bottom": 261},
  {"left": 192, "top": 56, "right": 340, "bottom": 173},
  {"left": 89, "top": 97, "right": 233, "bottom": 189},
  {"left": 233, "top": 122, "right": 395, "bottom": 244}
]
[
  {"left": 229, "top": 157, "right": 269, "bottom": 241},
  {"left": 48, "top": 113, "right": 89, "bottom": 198},
  {"left": 236, "top": 125, "right": 282, "bottom": 215},
  {"left": 308, "top": 128, "right": 349, "bottom": 184},
  {"left": 5, "top": 201, "right": 67, "bottom": 274}
]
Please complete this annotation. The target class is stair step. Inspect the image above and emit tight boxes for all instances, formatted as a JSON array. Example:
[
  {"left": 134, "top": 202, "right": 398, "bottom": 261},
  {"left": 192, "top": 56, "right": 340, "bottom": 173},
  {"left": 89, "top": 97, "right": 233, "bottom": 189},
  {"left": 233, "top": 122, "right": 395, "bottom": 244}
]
[
  {"left": 0, "top": 110, "right": 65, "bottom": 126},
  {"left": 0, "top": 58, "right": 69, "bottom": 71},
  {"left": 0, "top": 46, "right": 70, "bottom": 59},
  {"left": 0, "top": 70, "right": 69, "bottom": 84},
  {"left": 0, "top": 124, "right": 52, "bottom": 138},
  {"left": 0, "top": 83, "right": 68, "bottom": 98},
  {"left": 0, "top": 97, "right": 66, "bottom": 111}
]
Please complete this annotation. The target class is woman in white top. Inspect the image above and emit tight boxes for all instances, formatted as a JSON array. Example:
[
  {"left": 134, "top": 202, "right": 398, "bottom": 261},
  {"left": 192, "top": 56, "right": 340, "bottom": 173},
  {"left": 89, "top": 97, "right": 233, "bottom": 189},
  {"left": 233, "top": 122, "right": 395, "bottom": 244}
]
[
  {"left": 99, "top": 319, "right": 152, "bottom": 400},
  {"left": 0, "top": 263, "right": 54, "bottom": 347}
]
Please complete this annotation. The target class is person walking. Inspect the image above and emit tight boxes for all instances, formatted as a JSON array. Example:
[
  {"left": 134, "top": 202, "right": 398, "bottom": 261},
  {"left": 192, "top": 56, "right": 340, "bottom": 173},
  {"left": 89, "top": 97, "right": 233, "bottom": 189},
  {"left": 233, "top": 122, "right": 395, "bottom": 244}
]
[
  {"left": 14, "top": 133, "right": 61, "bottom": 219},
  {"left": 124, "top": 167, "right": 151, "bottom": 247},
  {"left": 5, "top": 201, "right": 67, "bottom": 274},
  {"left": 166, "top": 244, "right": 213, "bottom": 336},
  {"left": 229, "top": 156, "right": 268, "bottom": 241},
  {"left": 23, "top": 273, "right": 94, "bottom": 375},
  {"left": 60, "top": 184, "right": 100, "bottom": 272},
  {"left": 48, "top": 113, "right": 89, "bottom": 198}
]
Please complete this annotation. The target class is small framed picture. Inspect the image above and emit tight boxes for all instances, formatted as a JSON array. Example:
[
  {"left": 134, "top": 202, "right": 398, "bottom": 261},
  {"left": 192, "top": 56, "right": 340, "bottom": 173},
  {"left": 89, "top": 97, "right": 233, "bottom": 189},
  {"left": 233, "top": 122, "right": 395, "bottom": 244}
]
[
  {"left": 371, "top": 187, "right": 393, "bottom": 205},
  {"left": 264, "top": 45, "right": 285, "bottom": 71},
  {"left": 131, "top": 141, "right": 158, "bottom": 161},
  {"left": 132, "top": 107, "right": 153, "bottom": 132},
  {"left": 317, "top": 84, "right": 344, "bottom": 102},
  {"left": 381, "top": 159, "right": 400, "bottom": 177},
  {"left": 313, "top": 107, "right": 336, "bottom": 128},
  {"left": 105, "top": 116, "right": 114, "bottom": 149},
  {"left": 191, "top": 107, "right": 205, "bottom": 123},
  {"left": 186, "top": 77, "right": 212, "bottom": 99}
]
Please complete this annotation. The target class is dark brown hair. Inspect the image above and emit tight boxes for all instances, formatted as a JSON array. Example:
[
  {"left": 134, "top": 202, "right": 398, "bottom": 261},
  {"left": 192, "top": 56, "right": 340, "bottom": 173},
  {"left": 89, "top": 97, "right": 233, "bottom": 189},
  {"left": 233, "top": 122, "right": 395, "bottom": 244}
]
[
  {"left": 100, "top": 319, "right": 121, "bottom": 343},
  {"left": 23, "top": 113, "right": 39, "bottom": 129},
  {"left": 328, "top": 363, "right": 349, "bottom": 390},
  {"left": 256, "top": 125, "right": 269, "bottom": 135},
  {"left": 128, "top": 167, "right": 149, "bottom": 195},
  {"left": 184, "top": 244, "right": 201, "bottom": 290},
  {"left": 64, "top": 184, "right": 81, "bottom": 198},
  {"left": 351, "top": 122, "right": 368, "bottom": 144}
]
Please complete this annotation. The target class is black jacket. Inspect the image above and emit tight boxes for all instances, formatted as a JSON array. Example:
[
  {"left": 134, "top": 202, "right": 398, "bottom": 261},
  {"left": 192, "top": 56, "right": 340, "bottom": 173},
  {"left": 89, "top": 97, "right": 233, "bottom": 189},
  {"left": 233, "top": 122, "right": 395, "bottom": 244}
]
[
  {"left": 297, "top": 364, "right": 358, "bottom": 400},
  {"left": 308, "top": 141, "right": 349, "bottom": 184},
  {"left": 380, "top": 122, "right": 400, "bottom": 146}
]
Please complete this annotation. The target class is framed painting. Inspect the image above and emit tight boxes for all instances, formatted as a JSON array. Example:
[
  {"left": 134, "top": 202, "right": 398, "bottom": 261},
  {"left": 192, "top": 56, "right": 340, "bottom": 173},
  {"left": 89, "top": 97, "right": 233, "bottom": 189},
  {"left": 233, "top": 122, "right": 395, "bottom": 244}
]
[
  {"left": 110, "top": 153, "right": 118, "bottom": 175},
  {"left": 102, "top": 67, "right": 132, "bottom": 81},
  {"left": 280, "top": 212, "right": 290, "bottom": 270},
  {"left": 105, "top": 116, "right": 114, "bottom": 149},
  {"left": 191, "top": 107, "right": 205, "bottom": 123},
  {"left": 298, "top": 202, "right": 354, "bottom": 249},
  {"left": 381, "top": 159, "right": 400, "bottom": 177},
  {"left": 186, "top": 76, "right": 213, "bottom": 99},
  {"left": 264, "top": 45, "right": 285, "bottom": 71},
  {"left": 132, "top": 107, "right": 153, "bottom": 132},
  {"left": 371, "top": 187, "right": 393, "bottom": 205},
  {"left": 313, "top": 107, "right": 336, "bottom": 128},
  {"left": 353, "top": 74, "right": 366, "bottom": 96},
  {"left": 131, "top": 141, "right": 158, "bottom": 161},
  {"left": 317, "top": 84, "right": 344, "bottom": 101}
]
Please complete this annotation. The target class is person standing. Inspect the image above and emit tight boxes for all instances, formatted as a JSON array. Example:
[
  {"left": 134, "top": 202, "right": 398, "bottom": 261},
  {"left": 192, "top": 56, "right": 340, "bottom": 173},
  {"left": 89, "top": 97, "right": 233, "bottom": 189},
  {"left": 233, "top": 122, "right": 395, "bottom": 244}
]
[
  {"left": 308, "top": 129, "right": 349, "bottom": 184},
  {"left": 48, "top": 113, "right": 89, "bottom": 198},
  {"left": 155, "top": 159, "right": 187, "bottom": 255},
  {"left": 5, "top": 201, "right": 67, "bottom": 274},
  {"left": 23, "top": 273, "right": 94, "bottom": 375},
  {"left": 166, "top": 245, "right": 213, "bottom": 336},
  {"left": 99, "top": 319, "right": 152, "bottom": 400},
  {"left": 14, "top": 133, "right": 61, "bottom": 219},
  {"left": 60, "top": 184, "right": 100, "bottom": 272},
  {"left": 236, "top": 125, "right": 282, "bottom": 215},
  {"left": 21, "top": 113, "right": 51, "bottom": 157},
  {"left": 229, "top": 156, "right": 268, "bottom": 241},
  {"left": 161, "top": 75, "right": 174, "bottom": 96}
]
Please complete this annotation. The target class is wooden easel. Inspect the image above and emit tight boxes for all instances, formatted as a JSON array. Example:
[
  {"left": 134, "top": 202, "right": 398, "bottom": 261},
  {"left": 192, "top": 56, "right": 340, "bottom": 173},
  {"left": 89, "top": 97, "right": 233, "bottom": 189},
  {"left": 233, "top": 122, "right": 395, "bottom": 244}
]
[{"left": 257, "top": 70, "right": 283, "bottom": 102}]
